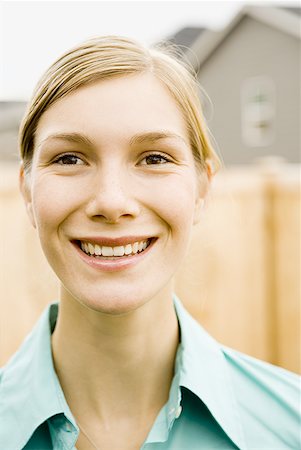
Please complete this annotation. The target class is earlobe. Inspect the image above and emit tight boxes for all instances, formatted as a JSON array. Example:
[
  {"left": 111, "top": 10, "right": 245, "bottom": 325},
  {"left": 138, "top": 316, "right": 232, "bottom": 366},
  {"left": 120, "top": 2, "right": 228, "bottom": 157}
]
[
  {"left": 193, "top": 198, "right": 205, "bottom": 225},
  {"left": 19, "top": 164, "right": 36, "bottom": 229},
  {"left": 193, "top": 168, "right": 210, "bottom": 225}
]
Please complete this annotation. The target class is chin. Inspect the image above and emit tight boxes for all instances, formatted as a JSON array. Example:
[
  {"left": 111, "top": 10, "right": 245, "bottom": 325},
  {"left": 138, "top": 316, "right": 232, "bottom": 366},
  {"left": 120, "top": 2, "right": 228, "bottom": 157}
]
[
  {"left": 88, "top": 298, "right": 144, "bottom": 316},
  {"left": 60, "top": 271, "right": 173, "bottom": 317},
  {"left": 66, "top": 288, "right": 152, "bottom": 317}
]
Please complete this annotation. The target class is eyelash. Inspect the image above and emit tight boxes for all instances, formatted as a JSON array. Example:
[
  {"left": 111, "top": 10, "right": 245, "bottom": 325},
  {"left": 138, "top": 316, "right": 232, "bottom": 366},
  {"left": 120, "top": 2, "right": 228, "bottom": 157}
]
[
  {"left": 52, "top": 153, "right": 84, "bottom": 165},
  {"left": 52, "top": 152, "right": 172, "bottom": 166},
  {"left": 140, "top": 153, "right": 171, "bottom": 165}
]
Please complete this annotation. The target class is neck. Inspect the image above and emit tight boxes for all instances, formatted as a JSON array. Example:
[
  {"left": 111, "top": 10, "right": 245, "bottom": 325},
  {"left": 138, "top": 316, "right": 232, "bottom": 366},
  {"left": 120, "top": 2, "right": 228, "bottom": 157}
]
[{"left": 51, "top": 288, "right": 179, "bottom": 426}]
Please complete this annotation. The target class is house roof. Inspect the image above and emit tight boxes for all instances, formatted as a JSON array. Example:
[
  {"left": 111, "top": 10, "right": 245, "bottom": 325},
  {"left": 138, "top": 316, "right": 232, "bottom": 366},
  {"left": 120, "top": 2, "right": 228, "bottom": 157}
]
[
  {"left": 187, "top": 5, "right": 301, "bottom": 71},
  {"left": 0, "top": 102, "right": 26, "bottom": 162},
  {"left": 0, "top": 101, "right": 26, "bottom": 133},
  {"left": 164, "top": 26, "right": 206, "bottom": 50},
  {"left": 282, "top": 6, "right": 301, "bottom": 16}
]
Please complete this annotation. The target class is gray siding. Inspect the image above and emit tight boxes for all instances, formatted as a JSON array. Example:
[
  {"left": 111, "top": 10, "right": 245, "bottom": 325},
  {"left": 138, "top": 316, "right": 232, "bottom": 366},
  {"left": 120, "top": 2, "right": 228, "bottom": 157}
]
[{"left": 197, "top": 15, "right": 300, "bottom": 165}]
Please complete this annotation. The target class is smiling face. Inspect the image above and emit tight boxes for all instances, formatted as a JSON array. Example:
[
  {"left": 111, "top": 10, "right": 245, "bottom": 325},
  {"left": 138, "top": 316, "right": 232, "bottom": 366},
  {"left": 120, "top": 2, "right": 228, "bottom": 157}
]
[{"left": 20, "top": 72, "right": 208, "bottom": 315}]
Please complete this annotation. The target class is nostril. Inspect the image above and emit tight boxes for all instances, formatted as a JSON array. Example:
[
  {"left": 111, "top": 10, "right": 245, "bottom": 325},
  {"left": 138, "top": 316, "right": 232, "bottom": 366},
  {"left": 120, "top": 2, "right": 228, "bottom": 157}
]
[{"left": 85, "top": 200, "right": 140, "bottom": 222}]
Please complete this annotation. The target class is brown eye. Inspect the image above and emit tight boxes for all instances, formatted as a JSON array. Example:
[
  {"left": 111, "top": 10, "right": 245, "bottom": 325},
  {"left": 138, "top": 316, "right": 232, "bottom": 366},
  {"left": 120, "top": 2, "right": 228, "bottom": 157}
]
[
  {"left": 54, "top": 154, "right": 84, "bottom": 165},
  {"left": 141, "top": 154, "right": 170, "bottom": 165}
]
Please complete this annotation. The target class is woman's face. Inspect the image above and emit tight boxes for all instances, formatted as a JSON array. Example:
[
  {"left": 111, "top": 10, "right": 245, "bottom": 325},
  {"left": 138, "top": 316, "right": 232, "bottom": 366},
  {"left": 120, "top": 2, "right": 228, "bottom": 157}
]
[{"left": 21, "top": 72, "right": 207, "bottom": 315}]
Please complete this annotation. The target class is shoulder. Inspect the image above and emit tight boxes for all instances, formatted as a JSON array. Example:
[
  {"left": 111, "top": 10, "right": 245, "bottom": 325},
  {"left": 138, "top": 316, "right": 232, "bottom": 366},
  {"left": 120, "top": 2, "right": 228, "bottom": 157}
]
[
  {"left": 0, "top": 332, "right": 38, "bottom": 449},
  {"left": 0, "top": 304, "right": 60, "bottom": 450},
  {"left": 222, "top": 345, "right": 299, "bottom": 397},
  {"left": 221, "top": 346, "right": 300, "bottom": 448},
  {"left": 175, "top": 298, "right": 300, "bottom": 448}
]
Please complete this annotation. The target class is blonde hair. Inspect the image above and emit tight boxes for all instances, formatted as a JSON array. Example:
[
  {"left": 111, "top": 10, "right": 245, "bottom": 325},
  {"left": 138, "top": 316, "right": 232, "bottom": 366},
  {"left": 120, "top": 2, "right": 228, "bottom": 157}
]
[{"left": 19, "top": 35, "right": 220, "bottom": 174}]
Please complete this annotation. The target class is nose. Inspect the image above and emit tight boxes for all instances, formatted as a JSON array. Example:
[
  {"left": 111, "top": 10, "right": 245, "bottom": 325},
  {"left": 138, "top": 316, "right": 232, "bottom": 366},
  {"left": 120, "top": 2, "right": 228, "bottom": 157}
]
[{"left": 84, "top": 165, "right": 140, "bottom": 223}]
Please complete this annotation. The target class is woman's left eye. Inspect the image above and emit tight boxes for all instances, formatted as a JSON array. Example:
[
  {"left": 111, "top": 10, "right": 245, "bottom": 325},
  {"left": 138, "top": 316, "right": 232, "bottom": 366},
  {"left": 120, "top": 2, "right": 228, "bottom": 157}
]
[
  {"left": 53, "top": 154, "right": 84, "bottom": 165},
  {"left": 140, "top": 154, "right": 171, "bottom": 165}
]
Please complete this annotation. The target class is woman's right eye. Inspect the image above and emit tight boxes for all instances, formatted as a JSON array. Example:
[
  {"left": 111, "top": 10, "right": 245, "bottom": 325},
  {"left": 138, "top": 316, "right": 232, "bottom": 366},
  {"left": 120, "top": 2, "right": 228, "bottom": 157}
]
[{"left": 53, "top": 154, "right": 85, "bottom": 165}]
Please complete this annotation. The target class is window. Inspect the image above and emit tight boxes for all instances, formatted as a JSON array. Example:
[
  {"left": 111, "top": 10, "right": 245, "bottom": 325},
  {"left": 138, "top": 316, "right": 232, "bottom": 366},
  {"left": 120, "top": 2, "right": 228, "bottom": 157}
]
[{"left": 241, "top": 76, "right": 275, "bottom": 147}]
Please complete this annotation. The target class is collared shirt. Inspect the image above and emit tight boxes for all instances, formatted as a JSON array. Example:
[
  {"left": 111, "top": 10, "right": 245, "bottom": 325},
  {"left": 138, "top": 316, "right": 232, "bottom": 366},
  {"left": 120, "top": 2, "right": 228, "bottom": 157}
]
[{"left": 0, "top": 296, "right": 300, "bottom": 450}]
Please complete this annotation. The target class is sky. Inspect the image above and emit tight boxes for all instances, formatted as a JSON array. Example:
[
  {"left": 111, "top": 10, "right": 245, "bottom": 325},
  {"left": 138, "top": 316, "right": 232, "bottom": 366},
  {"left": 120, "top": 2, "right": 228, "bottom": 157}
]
[{"left": 0, "top": 0, "right": 298, "bottom": 100}]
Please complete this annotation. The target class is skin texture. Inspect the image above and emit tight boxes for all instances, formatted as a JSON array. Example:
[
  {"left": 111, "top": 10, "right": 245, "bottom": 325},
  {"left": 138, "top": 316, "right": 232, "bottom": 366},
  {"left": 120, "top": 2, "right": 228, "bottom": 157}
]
[{"left": 20, "top": 72, "right": 209, "bottom": 449}]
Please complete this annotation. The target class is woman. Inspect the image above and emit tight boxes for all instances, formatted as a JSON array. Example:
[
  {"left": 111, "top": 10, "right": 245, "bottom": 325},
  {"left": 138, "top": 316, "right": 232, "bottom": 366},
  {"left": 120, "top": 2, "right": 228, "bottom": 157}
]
[{"left": 0, "top": 36, "right": 299, "bottom": 450}]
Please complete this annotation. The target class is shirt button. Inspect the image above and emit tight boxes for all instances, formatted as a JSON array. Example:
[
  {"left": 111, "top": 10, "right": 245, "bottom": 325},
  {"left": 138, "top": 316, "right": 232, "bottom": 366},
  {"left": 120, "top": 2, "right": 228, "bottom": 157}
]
[
  {"left": 64, "top": 422, "right": 73, "bottom": 432},
  {"left": 175, "top": 405, "right": 182, "bottom": 419}
]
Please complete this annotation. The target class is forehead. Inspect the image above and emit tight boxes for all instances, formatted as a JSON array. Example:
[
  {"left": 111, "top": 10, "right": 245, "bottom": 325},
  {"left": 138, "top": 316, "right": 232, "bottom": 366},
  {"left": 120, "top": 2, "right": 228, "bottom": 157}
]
[{"left": 35, "top": 72, "right": 189, "bottom": 146}]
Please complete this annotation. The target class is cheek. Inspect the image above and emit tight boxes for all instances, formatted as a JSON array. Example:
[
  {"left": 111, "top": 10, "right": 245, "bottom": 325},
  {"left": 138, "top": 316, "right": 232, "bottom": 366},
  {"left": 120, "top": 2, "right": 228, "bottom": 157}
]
[
  {"left": 146, "top": 175, "right": 198, "bottom": 232},
  {"left": 31, "top": 177, "right": 82, "bottom": 231}
]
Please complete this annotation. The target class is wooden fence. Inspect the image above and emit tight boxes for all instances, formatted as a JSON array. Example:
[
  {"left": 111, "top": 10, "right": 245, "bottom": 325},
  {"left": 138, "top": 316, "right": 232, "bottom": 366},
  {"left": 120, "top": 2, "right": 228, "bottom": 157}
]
[{"left": 0, "top": 160, "right": 300, "bottom": 373}]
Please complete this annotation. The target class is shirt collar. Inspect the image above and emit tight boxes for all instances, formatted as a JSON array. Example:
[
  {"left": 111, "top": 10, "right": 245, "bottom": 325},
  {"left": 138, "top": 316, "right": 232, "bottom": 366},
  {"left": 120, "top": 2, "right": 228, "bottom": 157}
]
[
  {"left": 0, "top": 303, "right": 77, "bottom": 449},
  {"left": 173, "top": 295, "right": 246, "bottom": 450},
  {"left": 0, "top": 298, "right": 246, "bottom": 450},
  {"left": 144, "top": 343, "right": 183, "bottom": 444}
]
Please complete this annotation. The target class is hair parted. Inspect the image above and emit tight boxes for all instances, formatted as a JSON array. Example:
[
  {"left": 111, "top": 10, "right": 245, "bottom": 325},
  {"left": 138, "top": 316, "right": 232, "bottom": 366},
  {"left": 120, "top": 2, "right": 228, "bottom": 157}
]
[{"left": 19, "top": 35, "right": 220, "bottom": 174}]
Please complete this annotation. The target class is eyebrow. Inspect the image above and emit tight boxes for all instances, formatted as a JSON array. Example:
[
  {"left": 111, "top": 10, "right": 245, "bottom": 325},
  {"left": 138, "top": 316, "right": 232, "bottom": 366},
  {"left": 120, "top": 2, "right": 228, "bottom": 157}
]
[
  {"left": 37, "top": 130, "right": 188, "bottom": 149},
  {"left": 37, "top": 132, "right": 94, "bottom": 149},
  {"left": 129, "top": 131, "right": 188, "bottom": 146}
]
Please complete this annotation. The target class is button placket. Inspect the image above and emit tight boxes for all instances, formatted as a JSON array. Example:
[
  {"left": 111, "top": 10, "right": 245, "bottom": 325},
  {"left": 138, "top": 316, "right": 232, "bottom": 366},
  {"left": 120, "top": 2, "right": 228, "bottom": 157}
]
[{"left": 175, "top": 405, "right": 182, "bottom": 419}]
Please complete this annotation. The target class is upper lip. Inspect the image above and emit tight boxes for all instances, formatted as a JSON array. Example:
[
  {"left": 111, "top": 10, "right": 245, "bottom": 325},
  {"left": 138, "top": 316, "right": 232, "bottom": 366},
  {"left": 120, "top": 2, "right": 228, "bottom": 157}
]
[{"left": 72, "top": 235, "right": 155, "bottom": 246}]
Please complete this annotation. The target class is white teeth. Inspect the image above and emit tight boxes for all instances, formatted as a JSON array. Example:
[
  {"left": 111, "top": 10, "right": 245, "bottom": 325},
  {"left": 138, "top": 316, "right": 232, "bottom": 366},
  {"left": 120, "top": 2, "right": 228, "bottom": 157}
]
[
  {"left": 113, "top": 246, "right": 125, "bottom": 256},
  {"left": 95, "top": 244, "right": 101, "bottom": 256},
  {"left": 124, "top": 244, "right": 132, "bottom": 255},
  {"left": 132, "top": 242, "right": 139, "bottom": 254},
  {"left": 88, "top": 243, "right": 95, "bottom": 255},
  {"left": 80, "top": 239, "right": 151, "bottom": 257},
  {"left": 102, "top": 246, "right": 114, "bottom": 257}
]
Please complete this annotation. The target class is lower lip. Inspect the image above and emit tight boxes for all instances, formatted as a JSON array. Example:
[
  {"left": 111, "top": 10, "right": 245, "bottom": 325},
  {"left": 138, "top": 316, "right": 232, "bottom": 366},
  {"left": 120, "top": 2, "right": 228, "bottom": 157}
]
[{"left": 71, "top": 239, "right": 156, "bottom": 272}]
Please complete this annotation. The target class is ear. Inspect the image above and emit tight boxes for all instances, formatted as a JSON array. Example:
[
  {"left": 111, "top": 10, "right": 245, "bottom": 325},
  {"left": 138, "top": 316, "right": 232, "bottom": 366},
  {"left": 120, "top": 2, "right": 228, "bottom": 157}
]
[
  {"left": 193, "top": 197, "right": 205, "bottom": 225},
  {"left": 19, "top": 163, "right": 36, "bottom": 229},
  {"left": 193, "top": 163, "right": 212, "bottom": 225}
]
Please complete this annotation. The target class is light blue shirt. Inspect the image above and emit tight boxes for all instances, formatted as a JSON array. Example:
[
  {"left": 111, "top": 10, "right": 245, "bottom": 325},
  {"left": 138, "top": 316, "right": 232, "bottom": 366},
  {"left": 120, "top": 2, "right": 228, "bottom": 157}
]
[{"left": 0, "top": 296, "right": 300, "bottom": 449}]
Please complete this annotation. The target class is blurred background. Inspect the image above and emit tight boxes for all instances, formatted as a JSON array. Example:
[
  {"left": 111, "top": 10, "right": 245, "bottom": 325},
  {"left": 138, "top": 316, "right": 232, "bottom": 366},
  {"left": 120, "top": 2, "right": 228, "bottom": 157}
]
[{"left": 0, "top": 1, "right": 300, "bottom": 373}]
